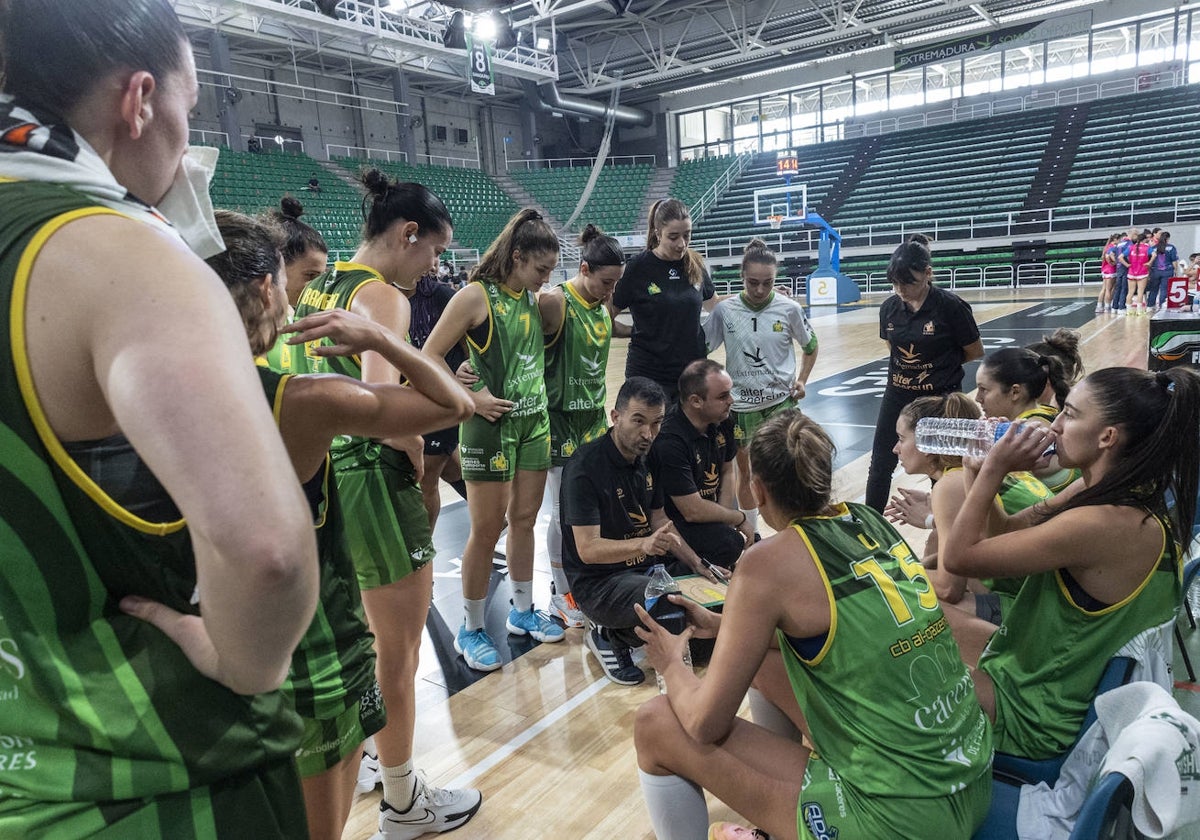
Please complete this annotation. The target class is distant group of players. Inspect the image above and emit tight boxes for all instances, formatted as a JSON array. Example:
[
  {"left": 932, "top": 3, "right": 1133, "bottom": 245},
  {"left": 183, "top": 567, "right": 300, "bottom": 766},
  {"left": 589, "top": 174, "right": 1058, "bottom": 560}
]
[{"left": 1096, "top": 225, "right": 1192, "bottom": 313}]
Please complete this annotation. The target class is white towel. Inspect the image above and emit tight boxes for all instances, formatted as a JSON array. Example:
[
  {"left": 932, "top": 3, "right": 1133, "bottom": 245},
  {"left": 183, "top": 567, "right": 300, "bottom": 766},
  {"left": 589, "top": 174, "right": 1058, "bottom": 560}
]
[{"left": 1096, "top": 682, "right": 1200, "bottom": 838}]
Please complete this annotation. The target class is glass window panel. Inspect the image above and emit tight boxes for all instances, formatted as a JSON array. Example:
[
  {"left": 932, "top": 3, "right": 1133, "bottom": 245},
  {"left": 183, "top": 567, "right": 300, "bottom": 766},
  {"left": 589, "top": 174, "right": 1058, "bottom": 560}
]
[
  {"left": 704, "top": 107, "right": 731, "bottom": 143},
  {"left": 1139, "top": 16, "right": 1177, "bottom": 66},
  {"left": 889, "top": 66, "right": 924, "bottom": 110},
  {"left": 678, "top": 111, "right": 705, "bottom": 148},
  {"left": 962, "top": 50, "right": 1002, "bottom": 96},
  {"left": 853, "top": 72, "right": 889, "bottom": 116},
  {"left": 925, "top": 60, "right": 962, "bottom": 103},
  {"left": 1045, "top": 32, "right": 1090, "bottom": 82},
  {"left": 822, "top": 80, "right": 853, "bottom": 125},
  {"left": 1003, "top": 44, "right": 1044, "bottom": 89}
]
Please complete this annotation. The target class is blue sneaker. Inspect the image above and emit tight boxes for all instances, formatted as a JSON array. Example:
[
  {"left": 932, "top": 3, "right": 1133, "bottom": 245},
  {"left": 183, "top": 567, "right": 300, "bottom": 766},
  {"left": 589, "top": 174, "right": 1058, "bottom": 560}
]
[
  {"left": 454, "top": 625, "right": 502, "bottom": 672},
  {"left": 506, "top": 607, "right": 566, "bottom": 643}
]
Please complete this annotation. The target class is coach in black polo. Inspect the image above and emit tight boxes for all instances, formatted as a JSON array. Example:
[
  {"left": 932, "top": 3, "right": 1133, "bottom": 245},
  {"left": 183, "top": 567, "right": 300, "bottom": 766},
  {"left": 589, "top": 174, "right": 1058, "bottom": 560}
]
[
  {"left": 561, "top": 377, "right": 714, "bottom": 686},
  {"left": 652, "top": 359, "right": 753, "bottom": 571}
]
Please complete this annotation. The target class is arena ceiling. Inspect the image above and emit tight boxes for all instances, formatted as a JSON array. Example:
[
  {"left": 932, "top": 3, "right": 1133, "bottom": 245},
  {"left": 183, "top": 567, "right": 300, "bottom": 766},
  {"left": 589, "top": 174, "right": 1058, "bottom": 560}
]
[{"left": 174, "top": 0, "right": 1147, "bottom": 107}]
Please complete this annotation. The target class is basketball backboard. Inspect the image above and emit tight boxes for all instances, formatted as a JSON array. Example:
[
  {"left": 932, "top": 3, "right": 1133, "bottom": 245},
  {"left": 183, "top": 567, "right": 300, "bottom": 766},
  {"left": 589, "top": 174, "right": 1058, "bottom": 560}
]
[{"left": 753, "top": 184, "right": 807, "bottom": 226}]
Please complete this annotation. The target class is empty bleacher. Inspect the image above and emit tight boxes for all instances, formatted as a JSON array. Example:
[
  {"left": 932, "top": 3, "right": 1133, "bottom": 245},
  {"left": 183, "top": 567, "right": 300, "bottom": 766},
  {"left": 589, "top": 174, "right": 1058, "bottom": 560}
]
[
  {"left": 332, "top": 158, "right": 518, "bottom": 253},
  {"left": 1056, "top": 84, "right": 1200, "bottom": 220},
  {"left": 510, "top": 163, "right": 652, "bottom": 234},
  {"left": 208, "top": 149, "right": 365, "bottom": 253},
  {"left": 670, "top": 154, "right": 737, "bottom": 210}
]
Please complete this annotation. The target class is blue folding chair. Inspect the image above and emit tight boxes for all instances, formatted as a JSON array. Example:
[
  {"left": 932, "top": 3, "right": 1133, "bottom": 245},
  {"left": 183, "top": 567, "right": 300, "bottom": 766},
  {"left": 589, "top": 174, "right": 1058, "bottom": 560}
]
[
  {"left": 1175, "top": 552, "right": 1200, "bottom": 682},
  {"left": 992, "top": 656, "right": 1136, "bottom": 787},
  {"left": 972, "top": 771, "right": 1137, "bottom": 840}
]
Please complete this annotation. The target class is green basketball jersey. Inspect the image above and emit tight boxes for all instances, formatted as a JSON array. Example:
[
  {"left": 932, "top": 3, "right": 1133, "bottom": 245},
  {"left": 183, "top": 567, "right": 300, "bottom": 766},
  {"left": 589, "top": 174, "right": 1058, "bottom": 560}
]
[
  {"left": 981, "top": 513, "right": 1181, "bottom": 758},
  {"left": 466, "top": 279, "right": 548, "bottom": 421},
  {"left": 779, "top": 502, "right": 992, "bottom": 797},
  {"left": 998, "top": 471, "right": 1051, "bottom": 515},
  {"left": 0, "top": 180, "right": 301, "bottom": 830},
  {"left": 261, "top": 315, "right": 300, "bottom": 374},
  {"left": 294, "top": 261, "right": 396, "bottom": 471},
  {"left": 545, "top": 281, "right": 610, "bottom": 417},
  {"left": 256, "top": 368, "right": 378, "bottom": 721}
]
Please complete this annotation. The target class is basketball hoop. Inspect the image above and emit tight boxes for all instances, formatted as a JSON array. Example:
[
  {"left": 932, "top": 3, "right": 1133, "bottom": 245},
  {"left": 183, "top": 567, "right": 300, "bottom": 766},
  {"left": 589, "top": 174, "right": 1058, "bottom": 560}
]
[{"left": 768, "top": 215, "right": 783, "bottom": 230}]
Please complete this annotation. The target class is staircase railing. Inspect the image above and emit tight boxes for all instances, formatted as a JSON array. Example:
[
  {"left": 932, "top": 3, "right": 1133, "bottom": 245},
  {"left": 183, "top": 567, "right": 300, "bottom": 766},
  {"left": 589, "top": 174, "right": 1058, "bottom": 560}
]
[{"left": 689, "top": 151, "right": 754, "bottom": 225}]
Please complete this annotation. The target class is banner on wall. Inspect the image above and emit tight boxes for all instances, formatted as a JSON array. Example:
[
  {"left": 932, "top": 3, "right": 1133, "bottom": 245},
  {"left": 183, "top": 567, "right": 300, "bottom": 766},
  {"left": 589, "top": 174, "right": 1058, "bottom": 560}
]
[
  {"left": 894, "top": 10, "right": 1092, "bottom": 70},
  {"left": 466, "top": 34, "right": 495, "bottom": 96}
]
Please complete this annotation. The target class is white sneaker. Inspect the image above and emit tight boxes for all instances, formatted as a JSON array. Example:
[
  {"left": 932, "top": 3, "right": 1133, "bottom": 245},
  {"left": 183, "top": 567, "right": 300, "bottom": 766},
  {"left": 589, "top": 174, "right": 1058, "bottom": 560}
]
[
  {"left": 550, "top": 592, "right": 585, "bottom": 629},
  {"left": 356, "top": 749, "right": 382, "bottom": 796},
  {"left": 373, "top": 774, "right": 483, "bottom": 840}
]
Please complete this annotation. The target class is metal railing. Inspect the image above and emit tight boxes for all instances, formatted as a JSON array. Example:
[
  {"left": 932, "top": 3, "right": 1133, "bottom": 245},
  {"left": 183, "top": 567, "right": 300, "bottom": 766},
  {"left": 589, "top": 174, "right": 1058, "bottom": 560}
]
[
  {"left": 243, "top": 134, "right": 305, "bottom": 154},
  {"left": 328, "top": 144, "right": 408, "bottom": 163},
  {"left": 690, "top": 151, "right": 754, "bottom": 226},
  {"left": 416, "top": 153, "right": 480, "bottom": 169},
  {"left": 198, "top": 68, "right": 406, "bottom": 117},
  {"left": 505, "top": 154, "right": 657, "bottom": 171},
  {"left": 846, "top": 258, "right": 1103, "bottom": 294},
  {"left": 189, "top": 129, "right": 229, "bottom": 147},
  {"left": 843, "top": 69, "right": 1184, "bottom": 140},
  {"left": 693, "top": 195, "right": 1200, "bottom": 257}
]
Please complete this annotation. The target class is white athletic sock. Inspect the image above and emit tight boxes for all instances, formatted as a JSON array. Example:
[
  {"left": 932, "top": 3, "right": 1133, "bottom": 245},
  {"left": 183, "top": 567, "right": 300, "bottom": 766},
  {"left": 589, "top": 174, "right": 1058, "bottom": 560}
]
[
  {"left": 638, "top": 769, "right": 709, "bottom": 840},
  {"left": 511, "top": 579, "right": 533, "bottom": 613},
  {"left": 464, "top": 598, "right": 487, "bottom": 632},
  {"left": 362, "top": 734, "right": 377, "bottom": 759},
  {"left": 546, "top": 467, "right": 570, "bottom": 594},
  {"left": 382, "top": 759, "right": 418, "bottom": 810},
  {"left": 748, "top": 687, "right": 801, "bottom": 740},
  {"left": 740, "top": 507, "right": 759, "bottom": 534}
]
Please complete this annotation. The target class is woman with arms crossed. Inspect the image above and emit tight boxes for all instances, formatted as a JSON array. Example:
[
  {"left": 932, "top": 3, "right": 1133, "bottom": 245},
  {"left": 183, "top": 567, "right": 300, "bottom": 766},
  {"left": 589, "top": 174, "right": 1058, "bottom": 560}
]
[
  {"left": 634, "top": 410, "right": 992, "bottom": 840},
  {"left": 0, "top": 1, "right": 317, "bottom": 835},
  {"left": 613, "top": 198, "right": 715, "bottom": 402},
  {"left": 941, "top": 366, "right": 1200, "bottom": 761}
]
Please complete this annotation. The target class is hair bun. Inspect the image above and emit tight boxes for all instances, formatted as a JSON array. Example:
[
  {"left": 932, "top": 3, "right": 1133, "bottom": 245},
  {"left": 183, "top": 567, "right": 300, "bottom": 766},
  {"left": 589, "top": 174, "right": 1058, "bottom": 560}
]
[
  {"left": 361, "top": 168, "right": 391, "bottom": 197},
  {"left": 908, "top": 233, "right": 931, "bottom": 246},
  {"left": 744, "top": 237, "right": 768, "bottom": 253},
  {"left": 279, "top": 196, "right": 305, "bottom": 219},
  {"left": 579, "top": 223, "right": 604, "bottom": 244}
]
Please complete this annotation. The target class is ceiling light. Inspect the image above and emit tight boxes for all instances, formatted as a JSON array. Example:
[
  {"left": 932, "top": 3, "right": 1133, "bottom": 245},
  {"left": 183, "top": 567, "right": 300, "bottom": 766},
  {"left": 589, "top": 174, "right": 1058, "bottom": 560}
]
[{"left": 474, "top": 13, "right": 497, "bottom": 41}]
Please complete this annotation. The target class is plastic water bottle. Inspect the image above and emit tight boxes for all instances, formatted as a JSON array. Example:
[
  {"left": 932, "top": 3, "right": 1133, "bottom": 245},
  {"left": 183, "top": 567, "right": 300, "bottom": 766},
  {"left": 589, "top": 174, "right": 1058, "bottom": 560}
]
[
  {"left": 644, "top": 564, "right": 692, "bottom": 694},
  {"left": 914, "top": 417, "right": 1015, "bottom": 458}
]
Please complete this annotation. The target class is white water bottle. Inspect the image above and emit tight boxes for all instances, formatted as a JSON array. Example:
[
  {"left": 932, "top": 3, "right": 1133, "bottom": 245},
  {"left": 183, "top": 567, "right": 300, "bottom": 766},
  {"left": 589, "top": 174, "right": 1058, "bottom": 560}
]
[
  {"left": 914, "top": 417, "right": 1015, "bottom": 458},
  {"left": 644, "top": 564, "right": 692, "bottom": 694}
]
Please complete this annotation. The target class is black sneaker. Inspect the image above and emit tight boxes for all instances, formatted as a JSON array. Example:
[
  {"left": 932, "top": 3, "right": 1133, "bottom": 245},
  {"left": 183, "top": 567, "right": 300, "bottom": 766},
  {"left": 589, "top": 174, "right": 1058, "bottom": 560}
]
[{"left": 585, "top": 623, "right": 645, "bottom": 686}]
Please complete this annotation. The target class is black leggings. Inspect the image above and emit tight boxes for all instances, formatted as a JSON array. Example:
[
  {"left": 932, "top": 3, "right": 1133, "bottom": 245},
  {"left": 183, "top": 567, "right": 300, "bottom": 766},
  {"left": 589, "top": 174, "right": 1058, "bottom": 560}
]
[{"left": 865, "top": 387, "right": 955, "bottom": 512}]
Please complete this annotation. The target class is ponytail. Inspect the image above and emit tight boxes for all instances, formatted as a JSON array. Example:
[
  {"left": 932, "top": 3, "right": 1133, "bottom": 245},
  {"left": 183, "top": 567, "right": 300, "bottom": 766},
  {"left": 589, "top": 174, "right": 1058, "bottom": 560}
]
[
  {"left": 981, "top": 347, "right": 1070, "bottom": 411},
  {"left": 749, "top": 409, "right": 835, "bottom": 518},
  {"left": 579, "top": 223, "right": 624, "bottom": 268},
  {"left": 887, "top": 234, "right": 933, "bottom": 286},
  {"left": 359, "top": 168, "right": 452, "bottom": 243},
  {"left": 742, "top": 237, "right": 777, "bottom": 274},
  {"left": 1053, "top": 366, "right": 1200, "bottom": 547},
  {"left": 473, "top": 208, "right": 559, "bottom": 284}
]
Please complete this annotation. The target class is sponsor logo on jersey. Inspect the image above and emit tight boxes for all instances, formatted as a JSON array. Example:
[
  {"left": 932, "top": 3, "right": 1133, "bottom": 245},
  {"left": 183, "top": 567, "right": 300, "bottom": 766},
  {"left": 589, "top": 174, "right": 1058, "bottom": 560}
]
[
  {"left": 733, "top": 425, "right": 745, "bottom": 440},
  {"left": 516, "top": 350, "right": 538, "bottom": 369},
  {"left": 494, "top": 300, "right": 509, "bottom": 316},
  {"left": 580, "top": 354, "right": 605, "bottom": 376},
  {"left": 490, "top": 451, "right": 509, "bottom": 472},
  {"left": 668, "top": 268, "right": 680, "bottom": 281},
  {"left": 773, "top": 320, "right": 784, "bottom": 332},
  {"left": 742, "top": 347, "right": 766, "bottom": 368},
  {"left": 802, "top": 803, "right": 839, "bottom": 839},
  {"left": 923, "top": 320, "right": 935, "bottom": 335},
  {"left": 566, "top": 398, "right": 596, "bottom": 411},
  {"left": 896, "top": 343, "right": 921, "bottom": 363},
  {"left": 648, "top": 282, "right": 662, "bottom": 295},
  {"left": 0, "top": 636, "right": 24, "bottom": 702},
  {"left": 628, "top": 507, "right": 647, "bottom": 525},
  {"left": 561, "top": 440, "right": 576, "bottom": 457}
]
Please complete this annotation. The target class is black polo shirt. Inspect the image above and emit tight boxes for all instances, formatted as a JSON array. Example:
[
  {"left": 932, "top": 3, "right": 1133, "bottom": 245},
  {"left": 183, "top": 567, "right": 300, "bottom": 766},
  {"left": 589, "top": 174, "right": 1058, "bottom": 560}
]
[
  {"left": 613, "top": 250, "right": 715, "bottom": 392},
  {"left": 651, "top": 407, "right": 737, "bottom": 523},
  {"left": 561, "top": 431, "right": 664, "bottom": 588},
  {"left": 878, "top": 284, "right": 979, "bottom": 394}
]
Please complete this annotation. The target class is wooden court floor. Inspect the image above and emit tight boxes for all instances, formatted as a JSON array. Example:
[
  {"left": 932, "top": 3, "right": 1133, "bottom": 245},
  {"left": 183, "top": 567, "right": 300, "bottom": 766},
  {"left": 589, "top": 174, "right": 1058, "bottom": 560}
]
[{"left": 342, "top": 284, "right": 1166, "bottom": 840}]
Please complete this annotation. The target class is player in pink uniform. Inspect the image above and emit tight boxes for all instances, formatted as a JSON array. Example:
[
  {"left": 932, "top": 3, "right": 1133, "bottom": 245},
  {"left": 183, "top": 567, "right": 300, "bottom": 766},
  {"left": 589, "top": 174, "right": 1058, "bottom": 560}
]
[{"left": 1122, "top": 231, "right": 1151, "bottom": 314}]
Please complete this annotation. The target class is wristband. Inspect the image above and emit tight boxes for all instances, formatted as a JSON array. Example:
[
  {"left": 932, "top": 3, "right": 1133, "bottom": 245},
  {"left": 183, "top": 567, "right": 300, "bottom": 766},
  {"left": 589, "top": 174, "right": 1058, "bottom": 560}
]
[{"left": 924, "top": 514, "right": 935, "bottom": 529}]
